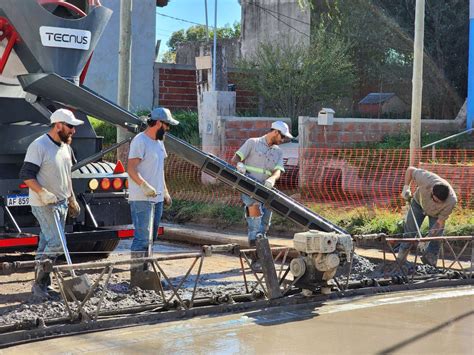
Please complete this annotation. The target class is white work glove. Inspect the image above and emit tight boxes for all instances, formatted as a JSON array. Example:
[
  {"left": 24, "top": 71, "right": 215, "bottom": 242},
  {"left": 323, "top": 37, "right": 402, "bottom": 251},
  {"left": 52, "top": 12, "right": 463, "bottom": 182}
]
[
  {"left": 38, "top": 188, "right": 58, "bottom": 205},
  {"left": 264, "top": 177, "right": 276, "bottom": 189},
  {"left": 164, "top": 191, "right": 172, "bottom": 206},
  {"left": 68, "top": 194, "right": 81, "bottom": 218},
  {"left": 236, "top": 162, "right": 246, "bottom": 174},
  {"left": 401, "top": 185, "right": 412, "bottom": 201},
  {"left": 140, "top": 180, "right": 157, "bottom": 198}
]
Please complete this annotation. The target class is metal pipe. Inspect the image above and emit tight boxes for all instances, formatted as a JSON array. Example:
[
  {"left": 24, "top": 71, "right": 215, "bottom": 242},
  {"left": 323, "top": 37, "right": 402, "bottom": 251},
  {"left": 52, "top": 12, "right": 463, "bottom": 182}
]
[
  {"left": 422, "top": 127, "right": 474, "bottom": 149},
  {"left": 72, "top": 136, "right": 132, "bottom": 172},
  {"left": 53, "top": 252, "right": 205, "bottom": 271}
]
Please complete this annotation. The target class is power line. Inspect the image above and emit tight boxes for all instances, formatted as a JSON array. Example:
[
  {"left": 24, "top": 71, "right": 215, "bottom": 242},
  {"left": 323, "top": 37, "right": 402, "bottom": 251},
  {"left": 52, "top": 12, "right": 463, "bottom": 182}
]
[
  {"left": 247, "top": 1, "right": 310, "bottom": 38},
  {"left": 246, "top": 0, "right": 311, "bottom": 26},
  {"left": 156, "top": 12, "right": 205, "bottom": 26}
]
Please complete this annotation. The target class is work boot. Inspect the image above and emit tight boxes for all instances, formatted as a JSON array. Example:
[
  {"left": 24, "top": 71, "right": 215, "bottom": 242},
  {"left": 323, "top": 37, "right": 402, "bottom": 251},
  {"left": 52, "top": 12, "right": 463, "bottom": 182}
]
[
  {"left": 130, "top": 251, "right": 147, "bottom": 287},
  {"left": 250, "top": 259, "right": 263, "bottom": 273},
  {"left": 32, "top": 282, "right": 50, "bottom": 299},
  {"left": 249, "top": 239, "right": 256, "bottom": 248},
  {"left": 421, "top": 252, "right": 438, "bottom": 267},
  {"left": 32, "top": 260, "right": 52, "bottom": 299},
  {"left": 396, "top": 247, "right": 410, "bottom": 263}
]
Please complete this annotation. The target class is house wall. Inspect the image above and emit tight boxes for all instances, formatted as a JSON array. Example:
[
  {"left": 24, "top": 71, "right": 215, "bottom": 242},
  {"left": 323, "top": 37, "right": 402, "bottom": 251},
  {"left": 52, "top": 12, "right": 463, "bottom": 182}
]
[
  {"left": 298, "top": 116, "right": 461, "bottom": 149},
  {"left": 85, "top": 0, "right": 156, "bottom": 112},
  {"left": 153, "top": 63, "right": 257, "bottom": 112},
  {"left": 382, "top": 96, "right": 408, "bottom": 115},
  {"left": 240, "top": 0, "right": 310, "bottom": 58}
]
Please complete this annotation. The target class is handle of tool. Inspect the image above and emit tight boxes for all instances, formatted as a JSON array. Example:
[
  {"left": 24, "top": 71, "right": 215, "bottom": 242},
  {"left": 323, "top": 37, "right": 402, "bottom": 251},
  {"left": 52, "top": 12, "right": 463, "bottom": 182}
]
[
  {"left": 148, "top": 202, "right": 155, "bottom": 258},
  {"left": 53, "top": 208, "right": 76, "bottom": 277},
  {"left": 407, "top": 198, "right": 423, "bottom": 239}
]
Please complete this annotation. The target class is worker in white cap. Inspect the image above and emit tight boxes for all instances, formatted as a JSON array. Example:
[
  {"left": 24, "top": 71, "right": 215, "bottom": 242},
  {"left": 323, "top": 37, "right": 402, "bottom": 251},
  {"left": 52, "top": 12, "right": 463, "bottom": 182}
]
[
  {"left": 20, "top": 108, "right": 84, "bottom": 298},
  {"left": 231, "top": 121, "right": 292, "bottom": 271}
]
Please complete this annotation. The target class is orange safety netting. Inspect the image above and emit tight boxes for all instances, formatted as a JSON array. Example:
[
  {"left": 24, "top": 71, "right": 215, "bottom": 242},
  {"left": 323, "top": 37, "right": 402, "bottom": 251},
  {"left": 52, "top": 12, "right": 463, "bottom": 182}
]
[{"left": 165, "top": 148, "right": 474, "bottom": 211}]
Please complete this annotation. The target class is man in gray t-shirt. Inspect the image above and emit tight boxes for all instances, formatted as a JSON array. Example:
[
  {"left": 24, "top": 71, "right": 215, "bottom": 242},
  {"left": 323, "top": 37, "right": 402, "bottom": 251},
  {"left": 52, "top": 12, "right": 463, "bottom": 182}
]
[
  {"left": 231, "top": 121, "right": 292, "bottom": 258},
  {"left": 20, "top": 109, "right": 83, "bottom": 298},
  {"left": 127, "top": 107, "right": 179, "bottom": 284},
  {"left": 398, "top": 167, "right": 458, "bottom": 267}
]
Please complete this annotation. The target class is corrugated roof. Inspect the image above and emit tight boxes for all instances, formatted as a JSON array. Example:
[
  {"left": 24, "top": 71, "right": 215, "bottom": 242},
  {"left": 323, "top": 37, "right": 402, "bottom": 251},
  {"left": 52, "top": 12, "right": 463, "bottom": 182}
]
[{"left": 359, "top": 93, "right": 396, "bottom": 105}]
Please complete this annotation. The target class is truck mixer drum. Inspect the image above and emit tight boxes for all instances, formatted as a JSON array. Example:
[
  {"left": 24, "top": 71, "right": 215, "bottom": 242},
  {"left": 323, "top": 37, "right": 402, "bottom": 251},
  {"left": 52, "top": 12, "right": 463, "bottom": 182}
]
[{"left": 290, "top": 230, "right": 353, "bottom": 288}]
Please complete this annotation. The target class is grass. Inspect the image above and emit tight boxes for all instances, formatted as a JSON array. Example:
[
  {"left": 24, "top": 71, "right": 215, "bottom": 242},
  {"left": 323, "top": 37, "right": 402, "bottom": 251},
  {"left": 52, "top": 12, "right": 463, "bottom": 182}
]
[
  {"left": 163, "top": 200, "right": 474, "bottom": 237},
  {"left": 354, "top": 132, "right": 471, "bottom": 149}
]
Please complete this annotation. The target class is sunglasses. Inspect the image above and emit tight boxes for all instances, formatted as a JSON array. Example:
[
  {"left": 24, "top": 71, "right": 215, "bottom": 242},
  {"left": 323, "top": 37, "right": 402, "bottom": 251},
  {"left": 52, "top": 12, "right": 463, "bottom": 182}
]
[{"left": 62, "top": 122, "right": 75, "bottom": 129}]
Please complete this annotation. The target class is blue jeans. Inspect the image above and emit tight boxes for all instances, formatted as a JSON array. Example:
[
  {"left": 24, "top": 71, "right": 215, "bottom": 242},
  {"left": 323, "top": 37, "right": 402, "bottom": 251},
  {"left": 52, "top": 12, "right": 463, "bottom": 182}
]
[
  {"left": 31, "top": 201, "right": 68, "bottom": 260},
  {"left": 241, "top": 194, "right": 272, "bottom": 242},
  {"left": 129, "top": 201, "right": 163, "bottom": 252},
  {"left": 400, "top": 199, "right": 444, "bottom": 255}
]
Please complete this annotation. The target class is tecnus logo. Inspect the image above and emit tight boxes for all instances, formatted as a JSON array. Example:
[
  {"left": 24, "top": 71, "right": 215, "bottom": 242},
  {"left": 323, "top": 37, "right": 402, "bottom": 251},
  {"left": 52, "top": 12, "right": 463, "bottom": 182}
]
[{"left": 39, "top": 26, "right": 91, "bottom": 50}]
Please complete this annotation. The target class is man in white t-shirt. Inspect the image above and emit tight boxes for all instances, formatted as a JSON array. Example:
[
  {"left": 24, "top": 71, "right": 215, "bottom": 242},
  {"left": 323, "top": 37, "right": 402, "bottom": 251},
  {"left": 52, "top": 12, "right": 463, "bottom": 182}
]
[
  {"left": 127, "top": 107, "right": 179, "bottom": 282},
  {"left": 20, "top": 109, "right": 83, "bottom": 298}
]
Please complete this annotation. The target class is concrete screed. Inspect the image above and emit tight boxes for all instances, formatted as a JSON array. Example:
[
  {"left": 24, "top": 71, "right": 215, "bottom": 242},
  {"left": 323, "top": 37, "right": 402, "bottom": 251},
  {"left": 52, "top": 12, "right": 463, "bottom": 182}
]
[{"left": 0, "top": 233, "right": 444, "bottom": 327}]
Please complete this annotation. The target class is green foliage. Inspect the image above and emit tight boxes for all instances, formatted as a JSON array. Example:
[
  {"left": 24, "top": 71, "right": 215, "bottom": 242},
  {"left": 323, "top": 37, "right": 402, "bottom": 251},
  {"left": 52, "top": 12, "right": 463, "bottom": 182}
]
[
  {"left": 166, "top": 22, "right": 241, "bottom": 52},
  {"left": 354, "top": 132, "right": 472, "bottom": 149},
  {"left": 170, "top": 110, "right": 200, "bottom": 146},
  {"left": 235, "top": 28, "right": 355, "bottom": 127},
  {"left": 88, "top": 116, "right": 116, "bottom": 146},
  {"left": 311, "top": 0, "right": 464, "bottom": 118},
  {"left": 163, "top": 201, "right": 473, "bottom": 236}
]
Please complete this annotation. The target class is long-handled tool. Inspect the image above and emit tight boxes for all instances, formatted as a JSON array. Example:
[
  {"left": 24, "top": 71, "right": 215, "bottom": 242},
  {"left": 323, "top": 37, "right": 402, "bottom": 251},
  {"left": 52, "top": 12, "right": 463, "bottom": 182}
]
[
  {"left": 130, "top": 203, "right": 162, "bottom": 291},
  {"left": 53, "top": 208, "right": 91, "bottom": 301}
]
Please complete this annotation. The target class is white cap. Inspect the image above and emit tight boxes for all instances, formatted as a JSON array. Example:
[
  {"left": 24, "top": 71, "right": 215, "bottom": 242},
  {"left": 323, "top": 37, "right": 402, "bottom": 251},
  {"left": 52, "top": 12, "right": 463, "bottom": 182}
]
[
  {"left": 271, "top": 121, "right": 293, "bottom": 138},
  {"left": 50, "top": 109, "right": 84, "bottom": 126},
  {"left": 150, "top": 107, "right": 179, "bottom": 125}
]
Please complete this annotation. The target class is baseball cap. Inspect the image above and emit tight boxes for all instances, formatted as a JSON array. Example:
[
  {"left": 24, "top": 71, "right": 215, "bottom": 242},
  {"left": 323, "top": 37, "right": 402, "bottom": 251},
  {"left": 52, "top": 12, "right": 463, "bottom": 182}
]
[
  {"left": 50, "top": 109, "right": 84, "bottom": 126},
  {"left": 149, "top": 107, "right": 179, "bottom": 126},
  {"left": 271, "top": 121, "right": 293, "bottom": 138}
]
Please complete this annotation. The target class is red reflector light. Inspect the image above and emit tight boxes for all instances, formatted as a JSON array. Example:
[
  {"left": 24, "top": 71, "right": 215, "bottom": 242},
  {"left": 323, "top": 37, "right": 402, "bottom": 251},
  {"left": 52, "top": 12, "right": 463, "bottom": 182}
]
[
  {"left": 113, "top": 160, "right": 125, "bottom": 174},
  {"left": 19, "top": 183, "right": 28, "bottom": 189},
  {"left": 118, "top": 229, "right": 134, "bottom": 238},
  {"left": 100, "top": 178, "right": 111, "bottom": 190},
  {"left": 125, "top": 179, "right": 128, "bottom": 189},
  {"left": 112, "top": 178, "right": 123, "bottom": 190}
]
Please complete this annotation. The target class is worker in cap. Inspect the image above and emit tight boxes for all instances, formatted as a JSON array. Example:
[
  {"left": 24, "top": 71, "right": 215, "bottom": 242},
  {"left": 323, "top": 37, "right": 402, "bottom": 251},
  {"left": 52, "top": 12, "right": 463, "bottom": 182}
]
[
  {"left": 231, "top": 120, "right": 292, "bottom": 271},
  {"left": 19, "top": 108, "right": 84, "bottom": 298},
  {"left": 127, "top": 107, "right": 179, "bottom": 283}
]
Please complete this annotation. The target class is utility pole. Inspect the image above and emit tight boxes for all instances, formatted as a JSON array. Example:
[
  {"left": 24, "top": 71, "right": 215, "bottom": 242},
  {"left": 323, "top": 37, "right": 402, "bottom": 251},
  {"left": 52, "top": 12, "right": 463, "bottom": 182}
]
[
  {"left": 117, "top": 0, "right": 133, "bottom": 164},
  {"left": 212, "top": 0, "right": 217, "bottom": 91},
  {"left": 409, "top": 0, "right": 425, "bottom": 166},
  {"left": 468, "top": 0, "right": 474, "bottom": 130}
]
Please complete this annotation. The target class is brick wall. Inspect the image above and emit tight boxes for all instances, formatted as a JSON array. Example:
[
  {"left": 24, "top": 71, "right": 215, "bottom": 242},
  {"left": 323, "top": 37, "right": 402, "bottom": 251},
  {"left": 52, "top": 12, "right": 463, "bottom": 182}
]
[
  {"left": 299, "top": 117, "right": 462, "bottom": 149},
  {"left": 222, "top": 117, "right": 291, "bottom": 149},
  {"left": 153, "top": 63, "right": 257, "bottom": 112}
]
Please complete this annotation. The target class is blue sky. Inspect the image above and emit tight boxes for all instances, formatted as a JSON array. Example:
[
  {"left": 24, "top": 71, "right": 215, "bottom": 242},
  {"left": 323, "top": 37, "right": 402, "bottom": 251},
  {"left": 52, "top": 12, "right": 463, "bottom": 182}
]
[{"left": 155, "top": 0, "right": 241, "bottom": 58}]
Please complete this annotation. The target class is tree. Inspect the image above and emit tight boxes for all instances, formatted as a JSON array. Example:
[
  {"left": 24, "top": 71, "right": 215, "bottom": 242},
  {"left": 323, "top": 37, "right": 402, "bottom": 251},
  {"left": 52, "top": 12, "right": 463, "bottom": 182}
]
[
  {"left": 163, "top": 22, "right": 241, "bottom": 62},
  {"left": 310, "top": 0, "right": 465, "bottom": 118},
  {"left": 236, "top": 28, "right": 355, "bottom": 128}
]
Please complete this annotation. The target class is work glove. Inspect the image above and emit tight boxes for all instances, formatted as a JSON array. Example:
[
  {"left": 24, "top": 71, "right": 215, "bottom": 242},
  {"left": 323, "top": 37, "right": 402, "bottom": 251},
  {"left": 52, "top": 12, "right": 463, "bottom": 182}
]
[
  {"left": 164, "top": 192, "right": 172, "bottom": 207},
  {"left": 236, "top": 162, "right": 246, "bottom": 174},
  {"left": 38, "top": 188, "right": 58, "bottom": 205},
  {"left": 68, "top": 194, "right": 81, "bottom": 218},
  {"left": 140, "top": 180, "right": 157, "bottom": 198},
  {"left": 264, "top": 177, "right": 276, "bottom": 189},
  {"left": 401, "top": 185, "right": 412, "bottom": 201}
]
